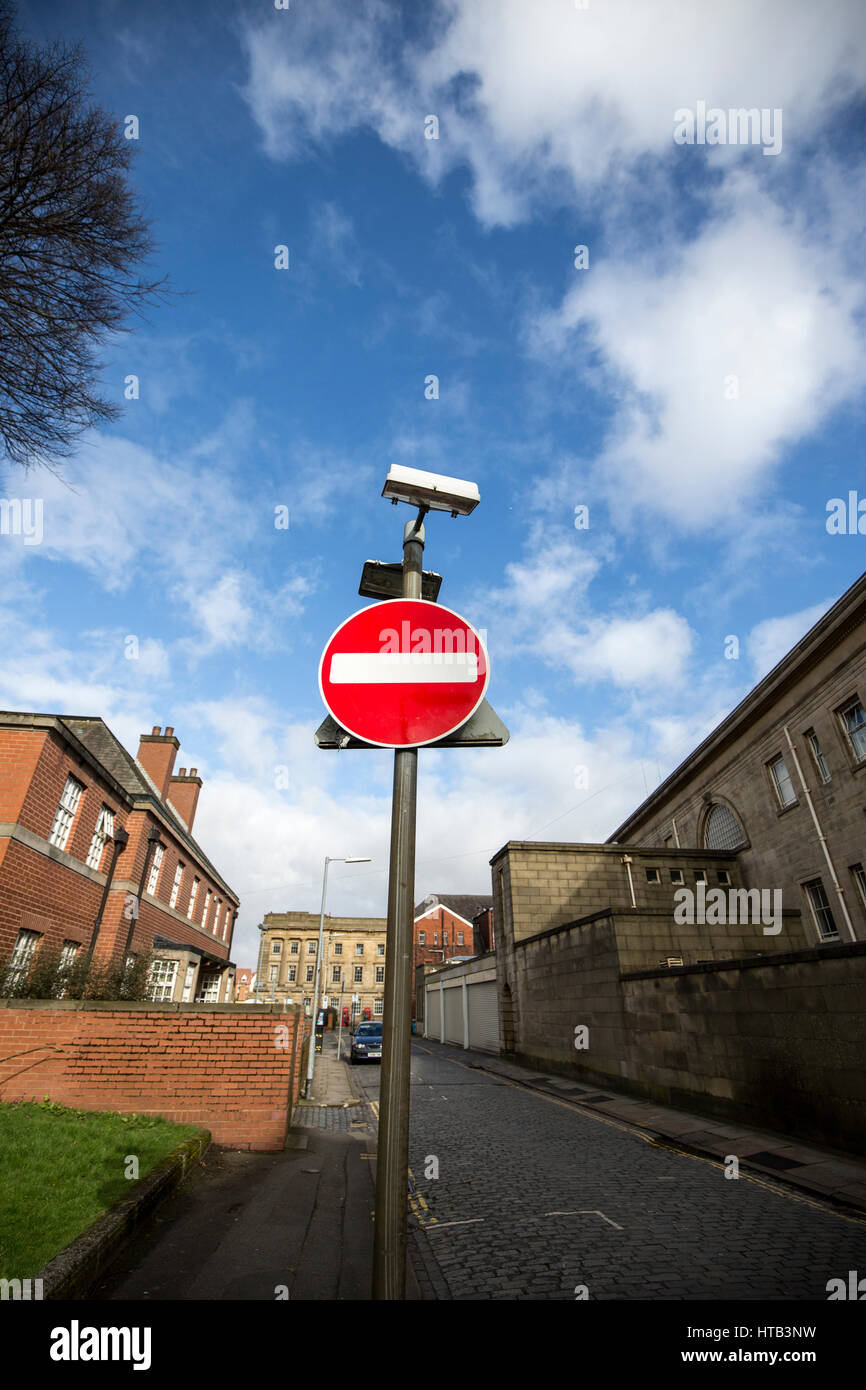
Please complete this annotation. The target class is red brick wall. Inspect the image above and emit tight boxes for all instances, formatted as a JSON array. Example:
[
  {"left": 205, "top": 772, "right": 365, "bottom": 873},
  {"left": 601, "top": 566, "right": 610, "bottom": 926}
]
[
  {"left": 0, "top": 1001, "right": 309, "bottom": 1151},
  {"left": 0, "top": 728, "right": 47, "bottom": 823},
  {"left": 0, "top": 838, "right": 101, "bottom": 962}
]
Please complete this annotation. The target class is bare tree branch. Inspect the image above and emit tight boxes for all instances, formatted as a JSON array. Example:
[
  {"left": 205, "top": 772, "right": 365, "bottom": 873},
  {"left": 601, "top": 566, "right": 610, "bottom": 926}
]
[{"left": 0, "top": 1, "right": 173, "bottom": 469}]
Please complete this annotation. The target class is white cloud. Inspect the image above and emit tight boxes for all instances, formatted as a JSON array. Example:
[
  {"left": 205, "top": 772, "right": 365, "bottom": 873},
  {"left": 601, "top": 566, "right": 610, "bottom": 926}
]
[
  {"left": 533, "top": 176, "right": 866, "bottom": 527},
  {"left": 483, "top": 525, "right": 693, "bottom": 690},
  {"left": 240, "top": 0, "right": 866, "bottom": 225},
  {"left": 747, "top": 599, "right": 832, "bottom": 680},
  {"left": 6, "top": 423, "right": 316, "bottom": 656},
  {"left": 309, "top": 201, "right": 364, "bottom": 287}
]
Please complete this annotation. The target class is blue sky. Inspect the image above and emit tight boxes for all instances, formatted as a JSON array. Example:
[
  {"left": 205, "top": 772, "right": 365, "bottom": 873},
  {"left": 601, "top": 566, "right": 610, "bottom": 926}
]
[{"left": 2, "top": 0, "right": 865, "bottom": 967}]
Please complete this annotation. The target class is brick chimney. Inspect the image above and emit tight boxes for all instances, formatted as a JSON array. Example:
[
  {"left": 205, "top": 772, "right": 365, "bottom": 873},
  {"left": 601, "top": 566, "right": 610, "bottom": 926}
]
[
  {"left": 168, "top": 766, "right": 203, "bottom": 833},
  {"left": 136, "top": 725, "right": 180, "bottom": 801}
]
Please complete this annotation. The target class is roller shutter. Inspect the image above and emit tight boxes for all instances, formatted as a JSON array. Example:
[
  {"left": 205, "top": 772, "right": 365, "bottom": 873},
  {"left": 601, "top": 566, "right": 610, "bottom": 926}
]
[
  {"left": 467, "top": 980, "right": 499, "bottom": 1054},
  {"left": 443, "top": 985, "right": 463, "bottom": 1045}
]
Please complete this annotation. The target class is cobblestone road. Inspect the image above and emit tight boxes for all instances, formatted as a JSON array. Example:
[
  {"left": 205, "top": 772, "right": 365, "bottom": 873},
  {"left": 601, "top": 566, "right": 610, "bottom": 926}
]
[{"left": 354, "top": 1042, "right": 866, "bottom": 1301}]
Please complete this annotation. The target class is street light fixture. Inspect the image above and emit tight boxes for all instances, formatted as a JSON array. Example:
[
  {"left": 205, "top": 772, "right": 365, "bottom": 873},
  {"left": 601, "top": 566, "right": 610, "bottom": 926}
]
[
  {"left": 382, "top": 464, "right": 480, "bottom": 517},
  {"left": 303, "top": 855, "right": 371, "bottom": 1099}
]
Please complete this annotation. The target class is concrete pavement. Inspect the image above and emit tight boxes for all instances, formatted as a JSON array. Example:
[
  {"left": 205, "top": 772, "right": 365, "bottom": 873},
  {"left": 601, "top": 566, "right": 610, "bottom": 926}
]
[{"left": 90, "top": 1032, "right": 408, "bottom": 1301}]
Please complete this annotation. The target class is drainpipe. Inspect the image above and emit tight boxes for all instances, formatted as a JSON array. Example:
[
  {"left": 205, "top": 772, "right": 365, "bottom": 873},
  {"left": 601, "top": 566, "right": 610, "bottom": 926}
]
[
  {"left": 671, "top": 816, "right": 681, "bottom": 848},
  {"left": 783, "top": 725, "right": 856, "bottom": 943},
  {"left": 620, "top": 854, "right": 636, "bottom": 909},
  {"left": 86, "top": 825, "right": 129, "bottom": 965}
]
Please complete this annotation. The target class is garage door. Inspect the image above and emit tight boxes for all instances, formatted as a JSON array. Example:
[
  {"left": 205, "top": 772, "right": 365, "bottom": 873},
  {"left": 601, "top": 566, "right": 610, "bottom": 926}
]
[
  {"left": 425, "top": 984, "right": 443, "bottom": 1041},
  {"left": 443, "top": 985, "right": 463, "bottom": 1046},
  {"left": 467, "top": 980, "right": 499, "bottom": 1054}
]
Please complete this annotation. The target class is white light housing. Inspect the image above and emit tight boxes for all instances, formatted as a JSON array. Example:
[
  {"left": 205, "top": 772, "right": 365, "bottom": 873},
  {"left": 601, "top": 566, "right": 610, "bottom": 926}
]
[{"left": 382, "top": 464, "right": 480, "bottom": 516}]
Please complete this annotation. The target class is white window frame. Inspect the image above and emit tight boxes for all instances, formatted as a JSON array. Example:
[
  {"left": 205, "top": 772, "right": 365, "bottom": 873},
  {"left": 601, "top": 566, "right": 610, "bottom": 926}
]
[
  {"left": 169, "top": 862, "right": 184, "bottom": 909},
  {"left": 288, "top": 965, "right": 297, "bottom": 982},
  {"left": 196, "top": 969, "right": 221, "bottom": 1003},
  {"left": 355, "top": 943, "right": 364, "bottom": 956},
  {"left": 202, "top": 888, "right": 212, "bottom": 929},
  {"left": 49, "top": 776, "right": 84, "bottom": 851},
  {"left": 187, "top": 877, "right": 200, "bottom": 920},
  {"left": 269, "top": 964, "right": 278, "bottom": 982},
  {"left": 5, "top": 929, "right": 41, "bottom": 988},
  {"left": 85, "top": 806, "right": 115, "bottom": 870},
  {"left": 377, "top": 943, "right": 385, "bottom": 956},
  {"left": 306, "top": 965, "right": 314, "bottom": 982},
  {"left": 55, "top": 939, "right": 79, "bottom": 995},
  {"left": 645, "top": 868, "right": 660, "bottom": 884},
  {"left": 147, "top": 958, "right": 178, "bottom": 1002},
  {"left": 840, "top": 698, "right": 866, "bottom": 762},
  {"left": 334, "top": 941, "right": 342, "bottom": 955},
  {"left": 332, "top": 965, "right": 342, "bottom": 983},
  {"left": 374, "top": 998, "right": 384, "bottom": 1017},
  {"left": 307, "top": 941, "right": 316, "bottom": 954},
  {"left": 669, "top": 869, "right": 684, "bottom": 885},
  {"left": 418, "top": 931, "right": 426, "bottom": 945},
  {"left": 354, "top": 965, "right": 363, "bottom": 983},
  {"left": 804, "top": 878, "right": 839, "bottom": 941},
  {"left": 806, "top": 730, "right": 831, "bottom": 783},
  {"left": 147, "top": 843, "right": 164, "bottom": 896},
  {"left": 375, "top": 965, "right": 384, "bottom": 983},
  {"left": 768, "top": 754, "right": 797, "bottom": 809},
  {"left": 290, "top": 941, "right": 299, "bottom": 955},
  {"left": 59, "top": 940, "right": 79, "bottom": 971}
]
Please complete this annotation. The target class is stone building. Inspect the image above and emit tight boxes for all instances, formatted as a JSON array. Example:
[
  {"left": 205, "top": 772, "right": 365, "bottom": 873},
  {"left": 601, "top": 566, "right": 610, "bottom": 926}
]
[
  {"left": 0, "top": 715, "right": 239, "bottom": 1003},
  {"left": 489, "top": 571, "right": 866, "bottom": 1152},
  {"left": 259, "top": 911, "right": 387, "bottom": 1021}
]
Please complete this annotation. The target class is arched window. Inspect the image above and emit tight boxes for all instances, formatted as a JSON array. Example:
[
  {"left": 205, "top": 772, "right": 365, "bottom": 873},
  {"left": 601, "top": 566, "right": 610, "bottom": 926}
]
[{"left": 703, "top": 802, "right": 746, "bottom": 851}]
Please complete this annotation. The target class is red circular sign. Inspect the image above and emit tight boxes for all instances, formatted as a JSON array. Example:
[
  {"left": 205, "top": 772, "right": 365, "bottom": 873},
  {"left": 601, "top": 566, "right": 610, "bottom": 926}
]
[{"left": 318, "top": 599, "right": 489, "bottom": 748}]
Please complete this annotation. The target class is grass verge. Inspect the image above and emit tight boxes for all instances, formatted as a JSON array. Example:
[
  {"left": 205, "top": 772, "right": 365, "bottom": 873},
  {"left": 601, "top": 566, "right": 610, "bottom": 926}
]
[{"left": 0, "top": 1097, "right": 204, "bottom": 1278}]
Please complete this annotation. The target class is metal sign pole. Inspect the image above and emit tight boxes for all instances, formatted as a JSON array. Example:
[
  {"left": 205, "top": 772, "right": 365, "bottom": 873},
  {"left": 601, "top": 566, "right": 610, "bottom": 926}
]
[{"left": 372, "top": 516, "right": 424, "bottom": 1300}]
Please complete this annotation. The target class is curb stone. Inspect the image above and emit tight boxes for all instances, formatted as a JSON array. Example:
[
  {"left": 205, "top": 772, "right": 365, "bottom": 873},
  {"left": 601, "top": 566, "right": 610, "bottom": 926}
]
[{"left": 36, "top": 1129, "right": 210, "bottom": 1299}]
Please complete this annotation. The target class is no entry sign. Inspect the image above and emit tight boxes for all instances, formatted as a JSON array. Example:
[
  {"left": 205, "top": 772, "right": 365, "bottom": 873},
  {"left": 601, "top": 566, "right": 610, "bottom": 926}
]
[{"left": 318, "top": 598, "right": 489, "bottom": 748}]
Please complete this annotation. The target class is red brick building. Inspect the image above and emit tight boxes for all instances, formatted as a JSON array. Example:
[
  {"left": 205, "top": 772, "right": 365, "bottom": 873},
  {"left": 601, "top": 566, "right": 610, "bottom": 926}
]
[
  {"left": 0, "top": 714, "right": 239, "bottom": 1003},
  {"left": 411, "top": 892, "right": 493, "bottom": 1015},
  {"left": 234, "top": 966, "right": 255, "bottom": 1001}
]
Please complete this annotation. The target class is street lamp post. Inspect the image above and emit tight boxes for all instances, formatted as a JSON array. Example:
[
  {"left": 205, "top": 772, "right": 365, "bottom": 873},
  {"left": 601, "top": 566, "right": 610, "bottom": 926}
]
[{"left": 303, "top": 855, "right": 370, "bottom": 1099}]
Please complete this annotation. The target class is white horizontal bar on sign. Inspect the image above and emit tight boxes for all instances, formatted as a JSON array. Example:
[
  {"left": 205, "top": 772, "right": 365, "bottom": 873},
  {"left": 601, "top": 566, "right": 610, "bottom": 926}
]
[{"left": 329, "top": 652, "right": 478, "bottom": 683}]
